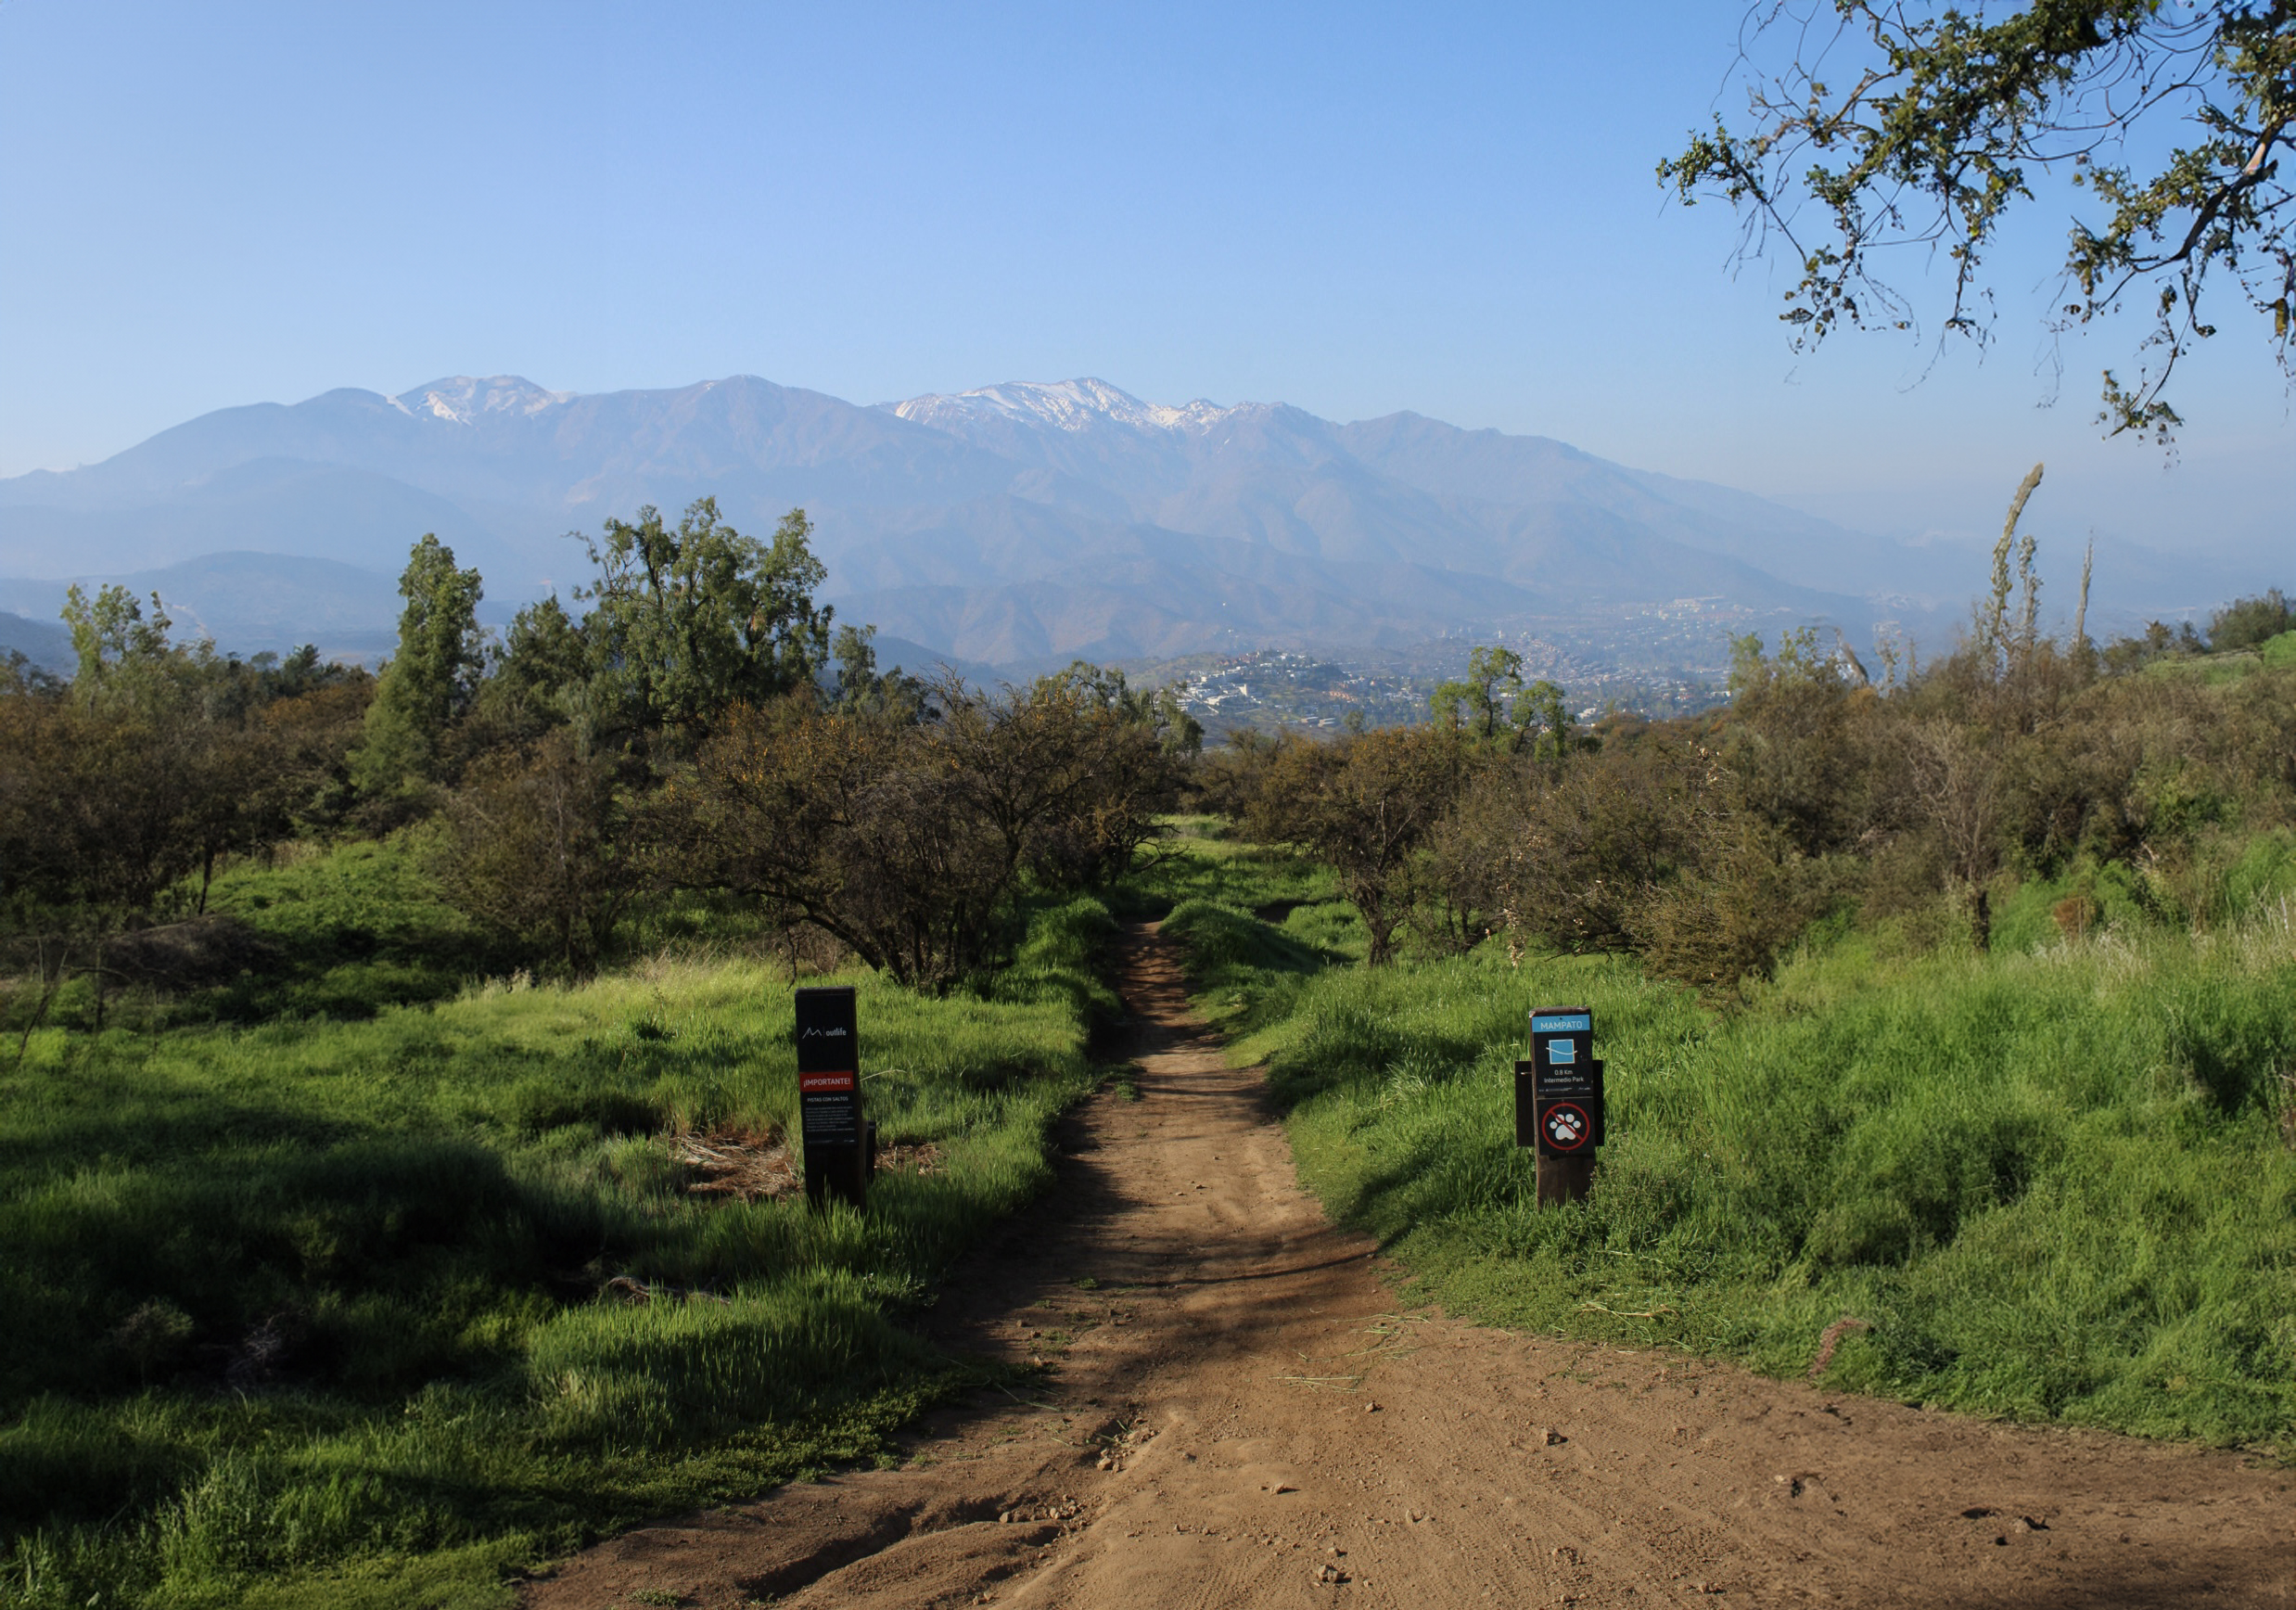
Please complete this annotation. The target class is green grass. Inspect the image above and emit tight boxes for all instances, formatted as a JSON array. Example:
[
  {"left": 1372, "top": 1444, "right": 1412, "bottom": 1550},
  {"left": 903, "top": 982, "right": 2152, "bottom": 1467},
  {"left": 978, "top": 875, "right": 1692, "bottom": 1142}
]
[
  {"left": 0, "top": 896, "right": 1119, "bottom": 1608},
  {"left": 194, "top": 835, "right": 514, "bottom": 1021},
  {"left": 1159, "top": 842, "right": 2296, "bottom": 1453},
  {"left": 29, "top": 834, "right": 804, "bottom": 1031},
  {"left": 1160, "top": 897, "right": 1352, "bottom": 1040},
  {"left": 1981, "top": 830, "right": 2296, "bottom": 952},
  {"left": 2140, "top": 628, "right": 2296, "bottom": 684},
  {"left": 1116, "top": 815, "right": 1339, "bottom": 918}
]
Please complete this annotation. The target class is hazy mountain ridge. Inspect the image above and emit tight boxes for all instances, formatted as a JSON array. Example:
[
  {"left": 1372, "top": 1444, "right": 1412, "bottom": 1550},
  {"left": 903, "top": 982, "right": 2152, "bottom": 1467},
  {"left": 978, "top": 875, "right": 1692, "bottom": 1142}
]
[
  {"left": 0, "top": 372, "right": 1982, "bottom": 667},
  {"left": 0, "top": 609, "right": 70, "bottom": 671},
  {"left": 0, "top": 553, "right": 423, "bottom": 667}
]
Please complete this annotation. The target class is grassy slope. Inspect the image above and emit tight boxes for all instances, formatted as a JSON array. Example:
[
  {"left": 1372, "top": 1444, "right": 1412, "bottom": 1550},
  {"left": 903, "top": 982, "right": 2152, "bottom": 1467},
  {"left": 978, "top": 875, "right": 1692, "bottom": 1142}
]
[
  {"left": 170, "top": 836, "right": 514, "bottom": 1023},
  {"left": 2149, "top": 626, "right": 2296, "bottom": 686},
  {"left": 0, "top": 850, "right": 1117, "bottom": 1610},
  {"left": 1115, "top": 815, "right": 1339, "bottom": 919},
  {"left": 137, "top": 835, "right": 785, "bottom": 1027},
  {"left": 1158, "top": 843, "right": 2296, "bottom": 1454}
]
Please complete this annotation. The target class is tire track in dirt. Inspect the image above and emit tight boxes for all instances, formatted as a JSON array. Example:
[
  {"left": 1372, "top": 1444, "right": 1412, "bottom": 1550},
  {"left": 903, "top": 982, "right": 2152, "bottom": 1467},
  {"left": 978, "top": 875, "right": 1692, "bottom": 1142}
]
[{"left": 524, "top": 923, "right": 2292, "bottom": 1609}]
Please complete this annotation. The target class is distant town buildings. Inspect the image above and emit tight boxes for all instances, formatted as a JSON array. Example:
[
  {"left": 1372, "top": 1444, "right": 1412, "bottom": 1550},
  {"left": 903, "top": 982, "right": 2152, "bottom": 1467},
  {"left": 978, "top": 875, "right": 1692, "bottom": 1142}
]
[{"left": 1156, "top": 634, "right": 1729, "bottom": 738}]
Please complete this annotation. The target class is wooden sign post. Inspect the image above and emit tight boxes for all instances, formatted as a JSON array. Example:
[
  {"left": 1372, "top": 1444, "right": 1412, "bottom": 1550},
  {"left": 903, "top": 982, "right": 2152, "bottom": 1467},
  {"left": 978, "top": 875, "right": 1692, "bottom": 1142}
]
[
  {"left": 795, "top": 985, "right": 874, "bottom": 1209},
  {"left": 1515, "top": 1007, "right": 1602, "bottom": 1207}
]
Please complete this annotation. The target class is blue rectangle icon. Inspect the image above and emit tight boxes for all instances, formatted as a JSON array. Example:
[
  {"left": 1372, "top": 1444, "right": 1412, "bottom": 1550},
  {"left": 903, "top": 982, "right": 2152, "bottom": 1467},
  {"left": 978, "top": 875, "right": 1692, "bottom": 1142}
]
[
  {"left": 1547, "top": 1039, "right": 1575, "bottom": 1063},
  {"left": 1531, "top": 1014, "right": 1592, "bottom": 1034}
]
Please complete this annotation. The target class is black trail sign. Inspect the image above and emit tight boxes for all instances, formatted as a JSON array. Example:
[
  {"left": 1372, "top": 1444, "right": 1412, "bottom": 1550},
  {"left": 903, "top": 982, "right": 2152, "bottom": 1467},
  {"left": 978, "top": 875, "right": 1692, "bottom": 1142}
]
[
  {"left": 795, "top": 985, "right": 874, "bottom": 1208},
  {"left": 1515, "top": 1007, "right": 1604, "bottom": 1159}
]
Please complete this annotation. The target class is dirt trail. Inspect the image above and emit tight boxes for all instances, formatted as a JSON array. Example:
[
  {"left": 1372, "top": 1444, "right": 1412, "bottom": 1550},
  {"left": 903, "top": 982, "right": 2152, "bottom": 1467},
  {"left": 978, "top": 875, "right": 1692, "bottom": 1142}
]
[{"left": 526, "top": 925, "right": 2291, "bottom": 1609}]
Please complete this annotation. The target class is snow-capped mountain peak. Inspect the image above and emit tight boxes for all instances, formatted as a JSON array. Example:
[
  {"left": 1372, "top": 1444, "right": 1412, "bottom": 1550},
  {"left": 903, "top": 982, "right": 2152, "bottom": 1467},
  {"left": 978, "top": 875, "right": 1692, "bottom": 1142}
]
[
  {"left": 889, "top": 377, "right": 1238, "bottom": 436},
  {"left": 387, "top": 376, "right": 573, "bottom": 426}
]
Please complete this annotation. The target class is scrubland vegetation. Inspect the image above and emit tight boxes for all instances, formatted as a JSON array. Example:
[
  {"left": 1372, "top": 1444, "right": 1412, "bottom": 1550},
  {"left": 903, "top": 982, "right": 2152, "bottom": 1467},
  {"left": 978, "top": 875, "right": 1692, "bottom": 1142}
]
[
  {"left": 1151, "top": 544, "right": 2296, "bottom": 1454},
  {"left": 1, "top": 482, "right": 2290, "bottom": 1604},
  {"left": 0, "top": 505, "right": 1181, "bottom": 1606}
]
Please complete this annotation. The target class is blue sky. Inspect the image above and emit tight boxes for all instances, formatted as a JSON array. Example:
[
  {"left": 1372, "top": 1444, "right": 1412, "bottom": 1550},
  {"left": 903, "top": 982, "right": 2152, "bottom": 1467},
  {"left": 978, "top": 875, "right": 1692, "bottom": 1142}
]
[{"left": 1, "top": 2, "right": 2288, "bottom": 571}]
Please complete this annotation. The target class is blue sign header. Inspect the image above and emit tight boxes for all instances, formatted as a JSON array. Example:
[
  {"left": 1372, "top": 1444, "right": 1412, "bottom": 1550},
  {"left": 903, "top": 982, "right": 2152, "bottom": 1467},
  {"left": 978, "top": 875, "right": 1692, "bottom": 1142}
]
[{"left": 1531, "top": 1013, "right": 1592, "bottom": 1034}]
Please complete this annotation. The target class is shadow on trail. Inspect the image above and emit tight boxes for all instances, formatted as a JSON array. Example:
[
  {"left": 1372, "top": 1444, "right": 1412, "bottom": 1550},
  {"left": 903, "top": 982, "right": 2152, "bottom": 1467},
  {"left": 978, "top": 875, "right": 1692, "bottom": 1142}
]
[{"left": 901, "top": 920, "right": 1382, "bottom": 1407}]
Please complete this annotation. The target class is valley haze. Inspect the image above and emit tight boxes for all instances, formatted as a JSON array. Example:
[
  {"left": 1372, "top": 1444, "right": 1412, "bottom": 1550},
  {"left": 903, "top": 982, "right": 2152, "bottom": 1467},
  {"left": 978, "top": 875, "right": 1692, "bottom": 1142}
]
[{"left": 0, "top": 374, "right": 2241, "bottom": 684}]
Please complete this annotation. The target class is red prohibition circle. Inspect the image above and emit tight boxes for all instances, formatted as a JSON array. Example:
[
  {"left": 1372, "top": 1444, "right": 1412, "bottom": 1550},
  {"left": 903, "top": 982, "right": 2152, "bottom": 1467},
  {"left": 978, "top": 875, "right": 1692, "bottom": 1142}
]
[{"left": 1541, "top": 1101, "right": 1592, "bottom": 1152}]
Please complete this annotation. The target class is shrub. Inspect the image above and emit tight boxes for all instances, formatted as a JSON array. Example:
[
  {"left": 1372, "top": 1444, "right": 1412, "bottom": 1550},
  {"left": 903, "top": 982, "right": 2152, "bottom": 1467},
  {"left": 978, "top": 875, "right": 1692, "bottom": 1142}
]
[
  {"left": 433, "top": 730, "right": 639, "bottom": 974},
  {"left": 2209, "top": 589, "right": 2292, "bottom": 654},
  {"left": 1247, "top": 726, "right": 1464, "bottom": 965}
]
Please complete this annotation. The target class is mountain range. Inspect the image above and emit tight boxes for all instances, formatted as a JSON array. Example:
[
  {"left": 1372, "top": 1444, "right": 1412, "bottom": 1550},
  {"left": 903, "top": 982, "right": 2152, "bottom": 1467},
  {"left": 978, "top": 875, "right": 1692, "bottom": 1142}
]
[{"left": 0, "top": 374, "right": 2218, "bottom": 672}]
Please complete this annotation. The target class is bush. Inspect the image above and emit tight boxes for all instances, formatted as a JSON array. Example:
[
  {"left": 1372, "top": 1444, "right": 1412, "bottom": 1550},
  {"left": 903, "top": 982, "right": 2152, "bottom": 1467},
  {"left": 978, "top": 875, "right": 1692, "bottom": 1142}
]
[
  {"left": 684, "top": 674, "right": 1186, "bottom": 991},
  {"left": 1629, "top": 819, "right": 1836, "bottom": 1003},
  {"left": 2209, "top": 589, "right": 2292, "bottom": 653},
  {"left": 432, "top": 730, "right": 639, "bottom": 974}
]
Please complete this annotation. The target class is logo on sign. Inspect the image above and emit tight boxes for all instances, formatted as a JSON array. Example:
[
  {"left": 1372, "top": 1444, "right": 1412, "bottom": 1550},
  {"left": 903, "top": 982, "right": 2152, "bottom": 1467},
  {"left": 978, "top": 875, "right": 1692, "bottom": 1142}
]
[
  {"left": 1542, "top": 1102, "right": 1591, "bottom": 1151},
  {"left": 1547, "top": 1039, "right": 1576, "bottom": 1064},
  {"left": 799, "top": 1026, "right": 849, "bottom": 1039}
]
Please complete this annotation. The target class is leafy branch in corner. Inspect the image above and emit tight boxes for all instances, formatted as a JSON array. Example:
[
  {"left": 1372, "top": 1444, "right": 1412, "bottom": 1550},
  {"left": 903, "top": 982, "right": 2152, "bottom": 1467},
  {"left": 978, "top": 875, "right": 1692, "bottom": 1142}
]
[{"left": 1660, "top": 1, "right": 2295, "bottom": 442}]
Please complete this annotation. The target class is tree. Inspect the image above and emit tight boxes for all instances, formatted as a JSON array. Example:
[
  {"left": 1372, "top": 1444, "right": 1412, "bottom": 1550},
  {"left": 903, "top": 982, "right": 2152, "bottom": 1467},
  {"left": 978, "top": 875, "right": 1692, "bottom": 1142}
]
[
  {"left": 680, "top": 661, "right": 1194, "bottom": 990},
  {"left": 42, "top": 586, "right": 311, "bottom": 916},
  {"left": 1430, "top": 645, "right": 1575, "bottom": 759},
  {"left": 967, "top": 662, "right": 1201, "bottom": 889},
  {"left": 1419, "top": 761, "right": 1524, "bottom": 956},
  {"left": 481, "top": 593, "right": 591, "bottom": 735},
  {"left": 1723, "top": 626, "right": 1877, "bottom": 854},
  {"left": 3, "top": 652, "right": 221, "bottom": 1022},
  {"left": 2209, "top": 586, "right": 2292, "bottom": 648},
  {"left": 1901, "top": 716, "right": 2009, "bottom": 948},
  {"left": 1502, "top": 737, "right": 1708, "bottom": 958},
  {"left": 579, "top": 500, "right": 832, "bottom": 752},
  {"left": 682, "top": 697, "right": 1010, "bottom": 990},
  {"left": 1248, "top": 726, "right": 1462, "bottom": 965},
  {"left": 252, "top": 672, "right": 374, "bottom": 842},
  {"left": 1430, "top": 645, "right": 1526, "bottom": 742},
  {"left": 1662, "top": 3, "right": 2296, "bottom": 440},
  {"left": 353, "top": 535, "right": 486, "bottom": 797},
  {"left": 433, "top": 730, "right": 638, "bottom": 973},
  {"left": 827, "top": 623, "right": 930, "bottom": 723},
  {"left": 61, "top": 584, "right": 177, "bottom": 709},
  {"left": 2101, "top": 616, "right": 2207, "bottom": 671},
  {"left": 2, "top": 599, "right": 366, "bottom": 1032}
]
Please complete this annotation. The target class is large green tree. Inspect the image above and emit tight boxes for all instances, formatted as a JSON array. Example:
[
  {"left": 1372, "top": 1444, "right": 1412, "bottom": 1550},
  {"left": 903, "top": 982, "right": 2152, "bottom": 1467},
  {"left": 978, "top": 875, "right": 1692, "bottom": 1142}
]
[
  {"left": 578, "top": 499, "right": 832, "bottom": 751},
  {"left": 1663, "top": 2, "right": 2295, "bottom": 440},
  {"left": 61, "top": 583, "right": 178, "bottom": 710},
  {"left": 353, "top": 534, "right": 486, "bottom": 796},
  {"left": 1428, "top": 644, "right": 1574, "bottom": 758}
]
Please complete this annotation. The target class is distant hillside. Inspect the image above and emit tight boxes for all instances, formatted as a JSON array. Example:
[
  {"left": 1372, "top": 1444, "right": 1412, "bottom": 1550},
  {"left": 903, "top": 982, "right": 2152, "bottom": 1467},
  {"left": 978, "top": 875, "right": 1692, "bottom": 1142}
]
[
  {"left": 0, "top": 554, "right": 426, "bottom": 665},
  {"left": 0, "top": 371, "right": 2132, "bottom": 668},
  {"left": 0, "top": 609, "right": 70, "bottom": 672}
]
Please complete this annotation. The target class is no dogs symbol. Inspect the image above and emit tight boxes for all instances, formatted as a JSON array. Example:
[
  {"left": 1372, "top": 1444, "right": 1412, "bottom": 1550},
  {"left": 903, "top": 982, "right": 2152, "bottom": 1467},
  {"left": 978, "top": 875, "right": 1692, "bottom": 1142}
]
[{"left": 1541, "top": 1102, "right": 1591, "bottom": 1152}]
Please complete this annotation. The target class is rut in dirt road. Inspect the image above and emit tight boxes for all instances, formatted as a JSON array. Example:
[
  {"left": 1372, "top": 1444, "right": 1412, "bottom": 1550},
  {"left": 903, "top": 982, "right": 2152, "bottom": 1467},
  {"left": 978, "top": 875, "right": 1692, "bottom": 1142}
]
[{"left": 524, "top": 923, "right": 2294, "bottom": 1610}]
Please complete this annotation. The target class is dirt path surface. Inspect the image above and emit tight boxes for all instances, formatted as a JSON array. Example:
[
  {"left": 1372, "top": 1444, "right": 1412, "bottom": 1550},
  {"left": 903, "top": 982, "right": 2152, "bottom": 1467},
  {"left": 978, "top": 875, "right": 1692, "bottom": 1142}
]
[{"left": 526, "top": 925, "right": 2291, "bottom": 1609}]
